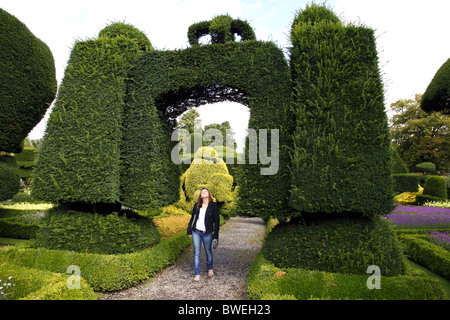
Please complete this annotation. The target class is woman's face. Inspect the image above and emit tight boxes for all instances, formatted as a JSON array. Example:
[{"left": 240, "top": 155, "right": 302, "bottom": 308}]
[{"left": 201, "top": 189, "right": 210, "bottom": 198}]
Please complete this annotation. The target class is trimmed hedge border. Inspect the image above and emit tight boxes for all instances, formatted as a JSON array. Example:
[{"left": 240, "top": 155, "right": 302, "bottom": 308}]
[
  {"left": 0, "top": 216, "right": 39, "bottom": 239},
  {"left": 246, "top": 252, "right": 447, "bottom": 300},
  {"left": 398, "top": 233, "right": 450, "bottom": 281},
  {"left": 0, "top": 262, "right": 96, "bottom": 300},
  {"left": 0, "top": 232, "right": 191, "bottom": 292}
]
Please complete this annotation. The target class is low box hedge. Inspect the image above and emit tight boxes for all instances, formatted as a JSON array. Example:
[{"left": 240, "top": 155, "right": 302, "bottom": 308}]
[
  {"left": 247, "top": 252, "right": 447, "bottom": 300},
  {"left": 398, "top": 233, "right": 450, "bottom": 281},
  {"left": 0, "top": 231, "right": 191, "bottom": 292},
  {"left": 0, "top": 262, "right": 96, "bottom": 300},
  {"left": 0, "top": 216, "right": 39, "bottom": 239},
  {"left": 33, "top": 208, "right": 161, "bottom": 254}
]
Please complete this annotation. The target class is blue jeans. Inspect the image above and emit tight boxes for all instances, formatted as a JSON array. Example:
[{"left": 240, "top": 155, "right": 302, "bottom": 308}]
[{"left": 192, "top": 230, "right": 213, "bottom": 276}]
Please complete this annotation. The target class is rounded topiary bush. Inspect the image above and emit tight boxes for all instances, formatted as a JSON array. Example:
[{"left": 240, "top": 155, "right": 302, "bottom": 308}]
[
  {"left": 181, "top": 147, "right": 234, "bottom": 203},
  {"left": 34, "top": 208, "right": 161, "bottom": 254},
  {"left": 0, "top": 9, "right": 56, "bottom": 152},
  {"left": 262, "top": 215, "right": 407, "bottom": 276}
]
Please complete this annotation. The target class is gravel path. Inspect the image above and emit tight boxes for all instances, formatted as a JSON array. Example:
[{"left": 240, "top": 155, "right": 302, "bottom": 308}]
[{"left": 100, "top": 216, "right": 266, "bottom": 300}]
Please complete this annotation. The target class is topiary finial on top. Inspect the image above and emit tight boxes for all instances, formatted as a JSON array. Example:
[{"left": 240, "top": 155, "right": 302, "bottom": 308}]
[
  {"left": 188, "top": 14, "right": 256, "bottom": 46},
  {"left": 291, "top": 3, "right": 341, "bottom": 30},
  {"left": 99, "top": 22, "right": 153, "bottom": 51}
]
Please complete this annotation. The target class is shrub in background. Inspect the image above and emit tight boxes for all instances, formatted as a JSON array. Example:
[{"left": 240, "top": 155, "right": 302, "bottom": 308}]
[
  {"left": 416, "top": 162, "right": 437, "bottom": 174},
  {"left": 15, "top": 146, "right": 38, "bottom": 184},
  {"left": 391, "top": 147, "right": 408, "bottom": 174},
  {"left": 423, "top": 175, "right": 448, "bottom": 200},
  {"left": 393, "top": 173, "right": 419, "bottom": 193},
  {"left": 289, "top": 4, "right": 393, "bottom": 219},
  {"left": 0, "top": 156, "right": 20, "bottom": 202}
]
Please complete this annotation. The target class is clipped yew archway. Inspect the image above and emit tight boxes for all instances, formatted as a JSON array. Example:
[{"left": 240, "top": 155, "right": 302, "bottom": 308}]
[{"left": 123, "top": 39, "right": 292, "bottom": 217}]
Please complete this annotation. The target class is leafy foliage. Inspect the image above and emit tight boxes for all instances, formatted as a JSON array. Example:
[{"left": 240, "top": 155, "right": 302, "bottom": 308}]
[{"left": 390, "top": 94, "right": 450, "bottom": 173}]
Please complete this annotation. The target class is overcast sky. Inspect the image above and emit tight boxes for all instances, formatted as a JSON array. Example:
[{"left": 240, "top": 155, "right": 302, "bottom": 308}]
[{"left": 1, "top": 0, "right": 449, "bottom": 151}]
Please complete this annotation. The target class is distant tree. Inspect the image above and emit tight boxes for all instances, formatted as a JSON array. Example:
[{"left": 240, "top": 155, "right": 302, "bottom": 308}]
[
  {"left": 177, "top": 109, "right": 202, "bottom": 133},
  {"left": 204, "top": 121, "right": 237, "bottom": 150},
  {"left": 390, "top": 94, "right": 450, "bottom": 173}
]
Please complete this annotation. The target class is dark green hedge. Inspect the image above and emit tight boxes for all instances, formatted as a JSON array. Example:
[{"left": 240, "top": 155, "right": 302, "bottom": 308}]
[
  {"left": 423, "top": 175, "right": 448, "bottom": 200},
  {"left": 289, "top": 5, "right": 393, "bottom": 218},
  {"left": 421, "top": 58, "right": 449, "bottom": 114},
  {"left": 0, "top": 216, "right": 39, "bottom": 239},
  {"left": 0, "top": 156, "right": 20, "bottom": 202},
  {"left": 34, "top": 207, "right": 161, "bottom": 254},
  {"left": 127, "top": 40, "right": 292, "bottom": 219},
  {"left": 0, "top": 9, "right": 56, "bottom": 153},
  {"left": 391, "top": 147, "right": 408, "bottom": 174},
  {"left": 262, "top": 216, "right": 407, "bottom": 276},
  {"left": 32, "top": 26, "right": 145, "bottom": 206},
  {"left": 399, "top": 233, "right": 450, "bottom": 281},
  {"left": 393, "top": 173, "right": 419, "bottom": 193}
]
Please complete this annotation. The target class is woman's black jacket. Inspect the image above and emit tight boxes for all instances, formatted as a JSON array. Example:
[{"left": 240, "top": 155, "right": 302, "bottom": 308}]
[{"left": 187, "top": 202, "right": 220, "bottom": 241}]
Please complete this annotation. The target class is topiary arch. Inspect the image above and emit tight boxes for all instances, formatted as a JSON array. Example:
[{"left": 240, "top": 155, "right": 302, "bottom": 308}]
[{"left": 33, "top": 16, "right": 292, "bottom": 218}]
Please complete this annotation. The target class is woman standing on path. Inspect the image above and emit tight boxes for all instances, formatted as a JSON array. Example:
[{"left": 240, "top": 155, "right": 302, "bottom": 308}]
[{"left": 187, "top": 188, "right": 220, "bottom": 282}]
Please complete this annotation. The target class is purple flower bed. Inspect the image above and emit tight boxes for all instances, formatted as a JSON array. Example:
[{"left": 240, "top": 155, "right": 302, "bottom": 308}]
[
  {"left": 426, "top": 231, "right": 450, "bottom": 251},
  {"left": 393, "top": 204, "right": 450, "bottom": 215},
  {"left": 384, "top": 204, "right": 450, "bottom": 229}
]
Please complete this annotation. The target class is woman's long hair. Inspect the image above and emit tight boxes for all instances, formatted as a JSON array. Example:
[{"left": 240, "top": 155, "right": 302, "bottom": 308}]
[{"left": 197, "top": 188, "right": 214, "bottom": 207}]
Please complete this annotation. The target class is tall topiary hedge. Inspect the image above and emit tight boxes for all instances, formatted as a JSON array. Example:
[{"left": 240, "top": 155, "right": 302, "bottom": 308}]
[
  {"left": 32, "top": 23, "right": 167, "bottom": 210},
  {"left": 0, "top": 9, "right": 57, "bottom": 153},
  {"left": 289, "top": 4, "right": 393, "bottom": 219}
]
